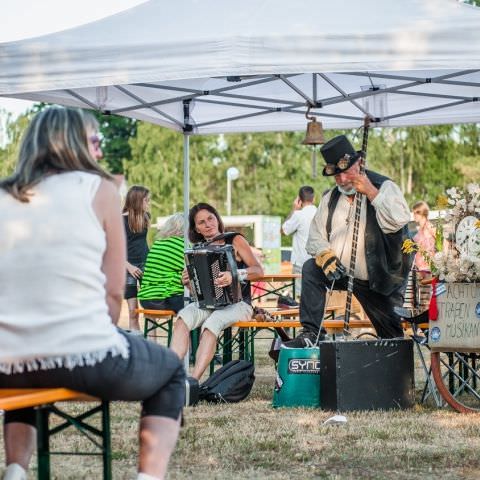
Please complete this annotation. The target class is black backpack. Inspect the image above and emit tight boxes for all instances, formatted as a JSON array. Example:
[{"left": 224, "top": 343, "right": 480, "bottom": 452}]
[{"left": 199, "top": 360, "right": 255, "bottom": 403}]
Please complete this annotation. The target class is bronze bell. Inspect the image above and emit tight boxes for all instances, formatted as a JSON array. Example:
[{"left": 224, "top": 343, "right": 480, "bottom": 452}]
[
  {"left": 302, "top": 107, "right": 325, "bottom": 178},
  {"left": 302, "top": 116, "right": 325, "bottom": 145}
]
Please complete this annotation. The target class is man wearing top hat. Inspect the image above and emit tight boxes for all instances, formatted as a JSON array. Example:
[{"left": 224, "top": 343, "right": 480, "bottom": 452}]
[{"left": 285, "top": 135, "right": 411, "bottom": 347}]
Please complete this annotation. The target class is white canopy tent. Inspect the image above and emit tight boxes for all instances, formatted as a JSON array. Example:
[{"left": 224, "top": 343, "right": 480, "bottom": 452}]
[
  {"left": 1, "top": 0, "right": 480, "bottom": 133},
  {"left": 1, "top": 0, "right": 480, "bottom": 216}
]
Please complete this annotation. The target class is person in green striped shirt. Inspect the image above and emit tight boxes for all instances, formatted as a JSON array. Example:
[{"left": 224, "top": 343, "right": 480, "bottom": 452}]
[{"left": 138, "top": 213, "right": 185, "bottom": 313}]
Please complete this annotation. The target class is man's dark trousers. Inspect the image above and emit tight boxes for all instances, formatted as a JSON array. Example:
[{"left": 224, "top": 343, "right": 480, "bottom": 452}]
[{"left": 300, "top": 258, "right": 404, "bottom": 338}]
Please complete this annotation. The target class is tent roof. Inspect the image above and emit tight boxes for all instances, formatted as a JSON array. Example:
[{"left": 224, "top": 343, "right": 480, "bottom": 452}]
[{"left": 1, "top": 0, "right": 480, "bottom": 133}]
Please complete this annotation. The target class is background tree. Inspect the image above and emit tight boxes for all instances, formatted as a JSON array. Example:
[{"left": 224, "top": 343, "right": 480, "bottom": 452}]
[
  {"left": 0, "top": 110, "right": 31, "bottom": 178},
  {"left": 93, "top": 113, "right": 137, "bottom": 174},
  {"left": 456, "top": 123, "right": 480, "bottom": 182},
  {"left": 2, "top": 103, "right": 478, "bottom": 235},
  {"left": 362, "top": 125, "right": 465, "bottom": 207}
]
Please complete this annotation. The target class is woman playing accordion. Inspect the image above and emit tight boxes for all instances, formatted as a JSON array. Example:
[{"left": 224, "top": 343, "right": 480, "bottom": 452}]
[{"left": 170, "top": 203, "right": 263, "bottom": 381}]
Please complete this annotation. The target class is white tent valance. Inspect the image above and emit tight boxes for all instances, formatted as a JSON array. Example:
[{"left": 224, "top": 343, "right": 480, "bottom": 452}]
[{"left": 1, "top": 0, "right": 480, "bottom": 133}]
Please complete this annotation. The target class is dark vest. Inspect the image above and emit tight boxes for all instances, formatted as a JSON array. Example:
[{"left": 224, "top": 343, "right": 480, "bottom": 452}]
[{"left": 326, "top": 170, "right": 412, "bottom": 296}]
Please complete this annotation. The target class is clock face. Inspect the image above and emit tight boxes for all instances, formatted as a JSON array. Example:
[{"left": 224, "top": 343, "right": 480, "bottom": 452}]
[
  {"left": 468, "top": 227, "right": 480, "bottom": 257},
  {"left": 456, "top": 216, "right": 478, "bottom": 255}
]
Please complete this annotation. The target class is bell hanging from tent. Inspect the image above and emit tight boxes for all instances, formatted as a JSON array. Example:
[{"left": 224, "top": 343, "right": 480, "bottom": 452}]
[
  {"left": 302, "top": 107, "right": 325, "bottom": 178},
  {"left": 302, "top": 117, "right": 324, "bottom": 146}
]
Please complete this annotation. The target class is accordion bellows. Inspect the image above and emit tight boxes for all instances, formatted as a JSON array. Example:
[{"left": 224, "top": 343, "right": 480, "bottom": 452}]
[{"left": 185, "top": 244, "right": 242, "bottom": 309}]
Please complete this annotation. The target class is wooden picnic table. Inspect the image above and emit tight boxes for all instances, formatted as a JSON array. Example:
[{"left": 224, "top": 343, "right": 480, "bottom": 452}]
[{"left": 251, "top": 273, "right": 301, "bottom": 303}]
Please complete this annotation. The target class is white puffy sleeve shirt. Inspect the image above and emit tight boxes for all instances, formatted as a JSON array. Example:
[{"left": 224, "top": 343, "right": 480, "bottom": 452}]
[{"left": 306, "top": 180, "right": 410, "bottom": 280}]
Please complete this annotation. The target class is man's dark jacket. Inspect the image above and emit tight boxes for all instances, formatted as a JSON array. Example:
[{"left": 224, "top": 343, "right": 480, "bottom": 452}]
[{"left": 326, "top": 170, "right": 412, "bottom": 296}]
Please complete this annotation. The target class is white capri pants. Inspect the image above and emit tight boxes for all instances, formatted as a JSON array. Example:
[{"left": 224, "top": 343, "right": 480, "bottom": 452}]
[{"left": 178, "top": 301, "right": 253, "bottom": 337}]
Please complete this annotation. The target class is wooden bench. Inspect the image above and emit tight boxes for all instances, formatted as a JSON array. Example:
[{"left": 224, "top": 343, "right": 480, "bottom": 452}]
[
  {"left": 225, "top": 306, "right": 375, "bottom": 364},
  {"left": 135, "top": 301, "right": 371, "bottom": 367},
  {"left": 135, "top": 308, "right": 176, "bottom": 344},
  {"left": 225, "top": 317, "right": 302, "bottom": 365},
  {"left": 0, "top": 388, "right": 111, "bottom": 480}
]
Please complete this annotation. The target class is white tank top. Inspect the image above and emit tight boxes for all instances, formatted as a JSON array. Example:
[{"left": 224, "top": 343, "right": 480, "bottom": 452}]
[{"left": 0, "top": 171, "right": 129, "bottom": 374}]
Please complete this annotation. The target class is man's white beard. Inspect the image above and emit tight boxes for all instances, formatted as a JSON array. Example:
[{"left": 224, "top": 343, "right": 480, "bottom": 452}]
[{"left": 338, "top": 185, "right": 356, "bottom": 196}]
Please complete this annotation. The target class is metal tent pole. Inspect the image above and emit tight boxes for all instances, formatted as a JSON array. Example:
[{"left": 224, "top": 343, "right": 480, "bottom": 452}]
[{"left": 183, "top": 101, "right": 192, "bottom": 373}]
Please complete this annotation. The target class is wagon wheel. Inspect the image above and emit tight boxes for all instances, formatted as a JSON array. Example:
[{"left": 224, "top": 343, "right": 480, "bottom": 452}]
[{"left": 431, "top": 350, "right": 480, "bottom": 413}]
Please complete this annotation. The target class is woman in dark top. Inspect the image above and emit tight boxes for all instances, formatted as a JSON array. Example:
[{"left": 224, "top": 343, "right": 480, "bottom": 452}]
[
  {"left": 123, "top": 185, "right": 150, "bottom": 332},
  {"left": 170, "top": 203, "right": 263, "bottom": 380}
]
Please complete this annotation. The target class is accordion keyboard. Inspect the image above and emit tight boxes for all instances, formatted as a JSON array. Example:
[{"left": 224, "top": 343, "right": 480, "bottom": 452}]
[{"left": 211, "top": 259, "right": 223, "bottom": 300}]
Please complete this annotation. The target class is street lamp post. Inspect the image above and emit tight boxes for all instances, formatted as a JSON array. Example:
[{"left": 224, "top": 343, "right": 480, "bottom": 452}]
[{"left": 226, "top": 166, "right": 240, "bottom": 216}]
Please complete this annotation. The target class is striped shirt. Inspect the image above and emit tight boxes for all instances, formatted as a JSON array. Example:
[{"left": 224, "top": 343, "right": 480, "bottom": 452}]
[{"left": 138, "top": 236, "right": 184, "bottom": 301}]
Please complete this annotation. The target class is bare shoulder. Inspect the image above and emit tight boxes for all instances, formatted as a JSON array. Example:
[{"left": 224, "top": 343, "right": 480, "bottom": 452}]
[
  {"left": 93, "top": 178, "right": 121, "bottom": 224},
  {"left": 232, "top": 234, "right": 250, "bottom": 250},
  {"left": 232, "top": 234, "right": 261, "bottom": 270},
  {"left": 95, "top": 178, "right": 120, "bottom": 203}
]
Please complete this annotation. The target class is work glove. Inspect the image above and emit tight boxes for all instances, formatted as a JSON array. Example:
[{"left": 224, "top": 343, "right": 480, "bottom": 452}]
[{"left": 315, "top": 249, "right": 347, "bottom": 282}]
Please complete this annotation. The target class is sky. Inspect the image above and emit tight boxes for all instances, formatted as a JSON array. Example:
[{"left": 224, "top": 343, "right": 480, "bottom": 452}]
[{"left": 0, "top": 0, "right": 147, "bottom": 118}]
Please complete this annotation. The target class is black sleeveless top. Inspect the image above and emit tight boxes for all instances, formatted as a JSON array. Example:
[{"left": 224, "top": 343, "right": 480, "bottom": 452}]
[
  {"left": 225, "top": 233, "right": 252, "bottom": 305},
  {"left": 123, "top": 215, "right": 149, "bottom": 265}
]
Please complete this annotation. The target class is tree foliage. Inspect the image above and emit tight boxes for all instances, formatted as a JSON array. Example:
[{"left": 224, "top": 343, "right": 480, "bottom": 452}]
[
  {"left": 2, "top": 104, "right": 479, "bottom": 233},
  {"left": 365, "top": 125, "right": 466, "bottom": 206},
  {"left": 124, "top": 125, "right": 334, "bottom": 221},
  {"left": 93, "top": 113, "right": 137, "bottom": 174},
  {"left": 125, "top": 122, "right": 479, "bottom": 226},
  {"left": 0, "top": 111, "right": 31, "bottom": 178}
]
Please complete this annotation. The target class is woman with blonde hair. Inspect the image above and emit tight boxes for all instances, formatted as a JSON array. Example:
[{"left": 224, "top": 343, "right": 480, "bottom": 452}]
[
  {"left": 0, "top": 107, "right": 184, "bottom": 480},
  {"left": 123, "top": 185, "right": 151, "bottom": 332},
  {"left": 138, "top": 213, "right": 185, "bottom": 313}
]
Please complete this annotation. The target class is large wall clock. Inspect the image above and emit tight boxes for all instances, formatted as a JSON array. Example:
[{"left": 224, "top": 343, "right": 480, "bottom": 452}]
[{"left": 456, "top": 215, "right": 478, "bottom": 255}]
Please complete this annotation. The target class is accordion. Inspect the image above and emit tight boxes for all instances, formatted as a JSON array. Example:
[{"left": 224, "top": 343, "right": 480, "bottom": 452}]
[{"left": 185, "top": 244, "right": 242, "bottom": 309}]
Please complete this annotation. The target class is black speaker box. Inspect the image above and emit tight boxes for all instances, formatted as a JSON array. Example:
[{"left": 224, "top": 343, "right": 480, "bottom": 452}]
[{"left": 319, "top": 338, "right": 414, "bottom": 411}]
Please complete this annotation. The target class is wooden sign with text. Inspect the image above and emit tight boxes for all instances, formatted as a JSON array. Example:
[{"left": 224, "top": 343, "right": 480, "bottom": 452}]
[{"left": 429, "top": 283, "right": 480, "bottom": 353}]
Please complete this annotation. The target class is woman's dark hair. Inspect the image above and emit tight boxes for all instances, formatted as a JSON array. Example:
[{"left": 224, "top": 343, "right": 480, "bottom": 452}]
[{"left": 188, "top": 202, "right": 224, "bottom": 243}]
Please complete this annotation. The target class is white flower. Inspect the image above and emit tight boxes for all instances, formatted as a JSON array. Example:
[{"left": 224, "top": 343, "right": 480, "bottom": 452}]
[
  {"left": 431, "top": 183, "right": 480, "bottom": 282},
  {"left": 467, "top": 183, "right": 480, "bottom": 195},
  {"left": 445, "top": 272, "right": 458, "bottom": 283}
]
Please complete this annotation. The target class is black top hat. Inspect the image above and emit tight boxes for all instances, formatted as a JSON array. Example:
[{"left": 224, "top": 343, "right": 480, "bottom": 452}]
[{"left": 320, "top": 135, "right": 362, "bottom": 176}]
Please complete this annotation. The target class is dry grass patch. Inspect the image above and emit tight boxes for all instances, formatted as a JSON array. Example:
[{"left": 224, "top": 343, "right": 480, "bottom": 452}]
[{"left": 1, "top": 339, "right": 480, "bottom": 479}]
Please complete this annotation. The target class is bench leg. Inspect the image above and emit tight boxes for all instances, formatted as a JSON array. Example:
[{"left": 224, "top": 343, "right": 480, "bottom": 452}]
[
  {"left": 250, "top": 329, "right": 255, "bottom": 364},
  {"left": 144, "top": 317, "right": 160, "bottom": 341},
  {"left": 144, "top": 317, "right": 174, "bottom": 345},
  {"left": 222, "top": 327, "right": 232, "bottom": 365},
  {"left": 36, "top": 407, "right": 50, "bottom": 480},
  {"left": 167, "top": 318, "right": 173, "bottom": 346},
  {"left": 143, "top": 318, "right": 149, "bottom": 338},
  {"left": 190, "top": 329, "right": 199, "bottom": 364},
  {"left": 101, "top": 401, "right": 112, "bottom": 480},
  {"left": 34, "top": 401, "right": 111, "bottom": 480},
  {"left": 244, "top": 330, "right": 251, "bottom": 363},
  {"left": 238, "top": 329, "right": 245, "bottom": 360}
]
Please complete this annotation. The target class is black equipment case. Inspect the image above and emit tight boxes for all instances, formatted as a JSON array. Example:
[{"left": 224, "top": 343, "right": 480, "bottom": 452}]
[{"left": 319, "top": 338, "right": 414, "bottom": 411}]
